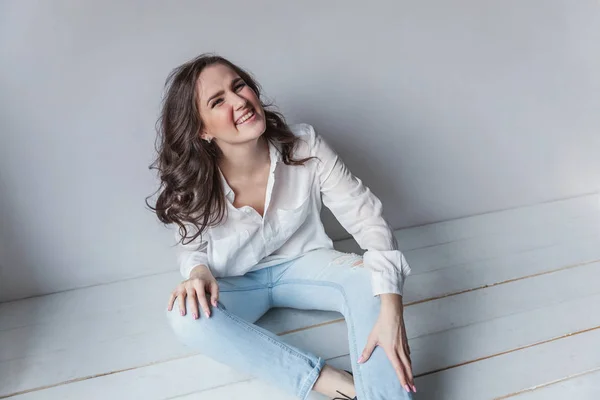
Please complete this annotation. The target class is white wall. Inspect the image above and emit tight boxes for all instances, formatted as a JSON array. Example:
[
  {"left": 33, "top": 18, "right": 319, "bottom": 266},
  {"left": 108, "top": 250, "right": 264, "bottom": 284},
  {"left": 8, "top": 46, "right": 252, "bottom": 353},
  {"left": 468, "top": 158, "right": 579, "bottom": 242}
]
[{"left": 1, "top": 0, "right": 599, "bottom": 302}]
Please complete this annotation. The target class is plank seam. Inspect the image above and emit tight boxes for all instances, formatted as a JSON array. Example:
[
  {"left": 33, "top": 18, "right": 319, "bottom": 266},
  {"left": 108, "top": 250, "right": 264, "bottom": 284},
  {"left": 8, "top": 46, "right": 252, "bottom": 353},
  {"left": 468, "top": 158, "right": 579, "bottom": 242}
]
[
  {"left": 493, "top": 366, "right": 600, "bottom": 399},
  {"left": 415, "top": 325, "right": 600, "bottom": 378}
]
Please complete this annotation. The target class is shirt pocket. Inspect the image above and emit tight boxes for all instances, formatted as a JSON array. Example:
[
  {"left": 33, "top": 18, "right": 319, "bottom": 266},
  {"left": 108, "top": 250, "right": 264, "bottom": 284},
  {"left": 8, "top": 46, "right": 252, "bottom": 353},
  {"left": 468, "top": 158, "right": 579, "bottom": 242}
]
[
  {"left": 275, "top": 195, "right": 311, "bottom": 237},
  {"left": 209, "top": 229, "right": 257, "bottom": 273}
]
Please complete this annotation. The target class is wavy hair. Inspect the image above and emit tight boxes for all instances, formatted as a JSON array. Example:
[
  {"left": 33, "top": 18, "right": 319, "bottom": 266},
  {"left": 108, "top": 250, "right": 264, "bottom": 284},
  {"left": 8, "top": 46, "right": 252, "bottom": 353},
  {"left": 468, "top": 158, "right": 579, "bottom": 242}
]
[{"left": 146, "top": 54, "right": 313, "bottom": 245}]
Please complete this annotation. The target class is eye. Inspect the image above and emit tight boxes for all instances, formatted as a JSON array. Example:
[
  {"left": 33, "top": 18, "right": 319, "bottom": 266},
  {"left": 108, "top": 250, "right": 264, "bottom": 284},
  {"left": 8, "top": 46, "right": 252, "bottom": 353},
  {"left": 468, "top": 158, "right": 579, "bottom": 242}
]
[
  {"left": 235, "top": 82, "right": 246, "bottom": 91},
  {"left": 211, "top": 99, "right": 223, "bottom": 108}
]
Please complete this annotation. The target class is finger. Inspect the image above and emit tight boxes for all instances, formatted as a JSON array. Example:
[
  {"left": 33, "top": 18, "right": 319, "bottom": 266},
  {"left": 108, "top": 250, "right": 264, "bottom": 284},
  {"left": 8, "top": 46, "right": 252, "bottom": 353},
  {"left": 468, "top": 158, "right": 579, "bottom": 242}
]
[
  {"left": 184, "top": 285, "right": 200, "bottom": 319},
  {"left": 210, "top": 281, "right": 219, "bottom": 307},
  {"left": 167, "top": 292, "right": 177, "bottom": 311},
  {"left": 177, "top": 291, "right": 187, "bottom": 316},
  {"left": 359, "top": 335, "right": 377, "bottom": 363},
  {"left": 398, "top": 348, "right": 415, "bottom": 387},
  {"left": 403, "top": 338, "right": 411, "bottom": 364},
  {"left": 193, "top": 282, "right": 211, "bottom": 318},
  {"left": 385, "top": 348, "right": 409, "bottom": 392},
  {"left": 189, "top": 281, "right": 206, "bottom": 319},
  {"left": 401, "top": 323, "right": 411, "bottom": 356}
]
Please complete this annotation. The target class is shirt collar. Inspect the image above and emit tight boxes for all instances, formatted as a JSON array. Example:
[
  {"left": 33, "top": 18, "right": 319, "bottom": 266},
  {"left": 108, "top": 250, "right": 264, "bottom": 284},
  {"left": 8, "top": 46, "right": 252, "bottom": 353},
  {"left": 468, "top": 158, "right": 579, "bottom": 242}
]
[{"left": 218, "top": 139, "right": 282, "bottom": 201}]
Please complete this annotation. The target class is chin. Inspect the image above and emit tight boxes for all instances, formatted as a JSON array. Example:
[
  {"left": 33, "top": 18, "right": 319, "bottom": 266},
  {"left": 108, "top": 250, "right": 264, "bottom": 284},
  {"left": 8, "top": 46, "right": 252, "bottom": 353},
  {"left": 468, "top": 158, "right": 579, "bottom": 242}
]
[{"left": 236, "top": 114, "right": 266, "bottom": 139}]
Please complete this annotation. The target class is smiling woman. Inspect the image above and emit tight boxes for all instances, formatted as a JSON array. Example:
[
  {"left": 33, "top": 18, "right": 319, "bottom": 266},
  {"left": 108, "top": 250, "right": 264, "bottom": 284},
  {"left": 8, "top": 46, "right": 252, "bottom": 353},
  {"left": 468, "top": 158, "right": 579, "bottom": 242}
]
[
  {"left": 147, "top": 55, "right": 314, "bottom": 243},
  {"left": 146, "top": 53, "right": 415, "bottom": 400}
]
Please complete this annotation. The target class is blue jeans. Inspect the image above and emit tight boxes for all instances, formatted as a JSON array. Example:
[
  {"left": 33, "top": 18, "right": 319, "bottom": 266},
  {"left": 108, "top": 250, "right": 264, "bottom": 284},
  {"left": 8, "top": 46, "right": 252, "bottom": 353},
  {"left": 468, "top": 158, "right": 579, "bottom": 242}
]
[{"left": 166, "top": 248, "right": 413, "bottom": 400}]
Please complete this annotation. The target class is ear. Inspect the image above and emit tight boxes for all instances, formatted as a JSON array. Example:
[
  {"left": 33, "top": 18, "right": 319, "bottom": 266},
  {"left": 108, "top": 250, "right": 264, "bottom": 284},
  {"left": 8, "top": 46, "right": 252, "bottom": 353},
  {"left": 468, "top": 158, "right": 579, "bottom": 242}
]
[{"left": 200, "top": 129, "right": 212, "bottom": 142}]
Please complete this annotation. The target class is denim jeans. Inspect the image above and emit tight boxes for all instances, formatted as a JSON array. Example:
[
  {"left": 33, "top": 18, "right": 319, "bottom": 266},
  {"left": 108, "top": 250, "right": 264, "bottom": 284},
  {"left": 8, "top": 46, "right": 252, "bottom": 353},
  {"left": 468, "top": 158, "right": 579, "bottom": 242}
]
[{"left": 166, "top": 248, "right": 413, "bottom": 400}]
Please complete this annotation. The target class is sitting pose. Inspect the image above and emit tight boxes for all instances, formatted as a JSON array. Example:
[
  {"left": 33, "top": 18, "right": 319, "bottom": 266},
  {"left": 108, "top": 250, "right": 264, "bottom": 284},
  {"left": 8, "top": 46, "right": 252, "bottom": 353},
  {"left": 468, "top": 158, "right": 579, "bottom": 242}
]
[{"left": 149, "top": 53, "right": 415, "bottom": 400}]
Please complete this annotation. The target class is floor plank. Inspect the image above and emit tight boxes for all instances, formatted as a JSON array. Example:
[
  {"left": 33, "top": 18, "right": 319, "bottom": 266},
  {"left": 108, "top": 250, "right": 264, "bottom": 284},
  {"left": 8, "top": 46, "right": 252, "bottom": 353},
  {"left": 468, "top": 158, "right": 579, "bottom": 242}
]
[
  {"left": 169, "top": 379, "right": 311, "bottom": 400},
  {"left": 4, "top": 356, "right": 252, "bottom": 400},
  {"left": 335, "top": 193, "right": 599, "bottom": 253},
  {"left": 171, "top": 379, "right": 332, "bottom": 400},
  {"left": 414, "top": 327, "right": 600, "bottom": 400},
  {"left": 402, "top": 215, "right": 598, "bottom": 275},
  {"left": 509, "top": 368, "right": 600, "bottom": 399}
]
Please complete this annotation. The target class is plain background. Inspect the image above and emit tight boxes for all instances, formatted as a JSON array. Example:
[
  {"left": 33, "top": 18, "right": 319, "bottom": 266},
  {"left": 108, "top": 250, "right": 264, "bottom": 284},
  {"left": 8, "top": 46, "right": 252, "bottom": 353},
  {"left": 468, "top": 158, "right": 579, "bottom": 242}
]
[{"left": 1, "top": 0, "right": 599, "bottom": 302}]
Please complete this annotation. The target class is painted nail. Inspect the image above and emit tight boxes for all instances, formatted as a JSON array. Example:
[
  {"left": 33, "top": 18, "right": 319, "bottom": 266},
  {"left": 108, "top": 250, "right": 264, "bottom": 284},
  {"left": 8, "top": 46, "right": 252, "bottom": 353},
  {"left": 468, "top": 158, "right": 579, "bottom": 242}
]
[
  {"left": 357, "top": 356, "right": 363, "bottom": 363},
  {"left": 411, "top": 384, "right": 417, "bottom": 392},
  {"left": 180, "top": 310, "right": 184, "bottom": 316},
  {"left": 404, "top": 384, "right": 410, "bottom": 392},
  {"left": 192, "top": 313, "right": 197, "bottom": 320},
  {"left": 205, "top": 311, "right": 210, "bottom": 318}
]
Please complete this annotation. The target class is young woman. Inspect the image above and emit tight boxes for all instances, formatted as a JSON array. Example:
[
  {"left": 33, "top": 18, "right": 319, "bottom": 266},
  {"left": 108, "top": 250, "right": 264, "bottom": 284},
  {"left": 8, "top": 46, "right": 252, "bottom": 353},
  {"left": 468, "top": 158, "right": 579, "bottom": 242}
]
[{"left": 149, "top": 53, "right": 415, "bottom": 400}]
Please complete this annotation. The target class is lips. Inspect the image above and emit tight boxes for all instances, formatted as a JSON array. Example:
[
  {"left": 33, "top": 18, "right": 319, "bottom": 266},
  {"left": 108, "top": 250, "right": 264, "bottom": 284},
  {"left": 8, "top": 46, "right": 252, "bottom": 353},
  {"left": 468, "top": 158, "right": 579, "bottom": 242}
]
[{"left": 235, "top": 109, "right": 255, "bottom": 125}]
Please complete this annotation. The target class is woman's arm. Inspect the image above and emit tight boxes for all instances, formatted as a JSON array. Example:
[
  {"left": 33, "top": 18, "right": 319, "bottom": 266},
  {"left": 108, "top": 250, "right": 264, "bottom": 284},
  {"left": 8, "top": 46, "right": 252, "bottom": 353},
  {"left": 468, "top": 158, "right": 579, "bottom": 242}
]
[
  {"left": 306, "top": 123, "right": 416, "bottom": 392},
  {"left": 308, "top": 124, "right": 411, "bottom": 297}
]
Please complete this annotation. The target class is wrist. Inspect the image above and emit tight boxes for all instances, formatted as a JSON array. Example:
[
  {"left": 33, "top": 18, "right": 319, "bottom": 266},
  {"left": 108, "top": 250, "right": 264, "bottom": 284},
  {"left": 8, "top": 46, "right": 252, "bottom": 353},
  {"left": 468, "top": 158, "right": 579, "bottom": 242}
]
[
  {"left": 189, "top": 264, "right": 210, "bottom": 279},
  {"left": 380, "top": 293, "right": 403, "bottom": 310}
]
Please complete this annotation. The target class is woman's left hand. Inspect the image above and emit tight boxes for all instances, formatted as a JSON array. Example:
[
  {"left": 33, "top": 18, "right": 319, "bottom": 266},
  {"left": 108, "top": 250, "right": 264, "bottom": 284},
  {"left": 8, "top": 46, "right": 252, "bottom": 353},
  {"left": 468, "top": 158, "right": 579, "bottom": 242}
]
[{"left": 358, "top": 293, "right": 416, "bottom": 393}]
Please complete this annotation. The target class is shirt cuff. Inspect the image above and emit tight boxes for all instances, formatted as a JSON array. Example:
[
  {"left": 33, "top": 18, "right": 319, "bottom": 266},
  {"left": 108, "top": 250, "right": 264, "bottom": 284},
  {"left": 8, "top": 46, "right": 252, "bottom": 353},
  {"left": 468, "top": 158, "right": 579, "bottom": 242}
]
[
  {"left": 364, "top": 250, "right": 412, "bottom": 297},
  {"left": 179, "top": 252, "right": 210, "bottom": 280}
]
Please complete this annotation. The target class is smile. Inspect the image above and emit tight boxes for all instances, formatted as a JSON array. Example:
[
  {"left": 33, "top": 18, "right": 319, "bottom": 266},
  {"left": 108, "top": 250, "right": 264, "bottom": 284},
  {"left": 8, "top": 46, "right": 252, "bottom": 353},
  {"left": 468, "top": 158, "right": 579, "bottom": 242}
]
[{"left": 236, "top": 109, "right": 256, "bottom": 125}]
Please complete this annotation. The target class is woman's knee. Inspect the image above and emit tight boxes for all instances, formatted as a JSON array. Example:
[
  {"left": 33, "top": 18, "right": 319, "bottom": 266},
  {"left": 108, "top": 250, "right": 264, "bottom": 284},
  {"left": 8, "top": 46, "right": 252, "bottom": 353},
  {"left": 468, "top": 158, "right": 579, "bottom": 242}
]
[{"left": 165, "top": 295, "right": 216, "bottom": 344}]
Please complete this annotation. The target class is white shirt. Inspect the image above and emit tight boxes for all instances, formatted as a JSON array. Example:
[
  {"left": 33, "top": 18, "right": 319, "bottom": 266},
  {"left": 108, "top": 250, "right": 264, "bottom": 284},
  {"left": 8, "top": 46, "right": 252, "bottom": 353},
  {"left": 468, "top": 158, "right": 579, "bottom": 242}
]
[{"left": 175, "top": 123, "right": 411, "bottom": 296}]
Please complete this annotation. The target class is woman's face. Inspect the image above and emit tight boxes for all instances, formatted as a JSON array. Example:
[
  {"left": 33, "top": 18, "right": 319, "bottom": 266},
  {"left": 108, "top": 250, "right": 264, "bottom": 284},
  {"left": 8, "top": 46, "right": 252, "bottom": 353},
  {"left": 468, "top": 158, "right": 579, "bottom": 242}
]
[{"left": 196, "top": 63, "right": 266, "bottom": 145}]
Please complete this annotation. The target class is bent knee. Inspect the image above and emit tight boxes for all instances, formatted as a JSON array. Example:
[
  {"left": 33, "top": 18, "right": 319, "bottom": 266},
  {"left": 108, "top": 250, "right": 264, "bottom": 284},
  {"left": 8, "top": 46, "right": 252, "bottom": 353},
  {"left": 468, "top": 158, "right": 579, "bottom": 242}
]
[{"left": 165, "top": 295, "right": 214, "bottom": 339}]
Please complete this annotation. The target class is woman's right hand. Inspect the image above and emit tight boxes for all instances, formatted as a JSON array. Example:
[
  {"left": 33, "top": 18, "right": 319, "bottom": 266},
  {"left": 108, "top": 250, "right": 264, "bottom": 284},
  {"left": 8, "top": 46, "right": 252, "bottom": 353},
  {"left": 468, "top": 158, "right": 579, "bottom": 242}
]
[{"left": 167, "top": 265, "right": 219, "bottom": 320}]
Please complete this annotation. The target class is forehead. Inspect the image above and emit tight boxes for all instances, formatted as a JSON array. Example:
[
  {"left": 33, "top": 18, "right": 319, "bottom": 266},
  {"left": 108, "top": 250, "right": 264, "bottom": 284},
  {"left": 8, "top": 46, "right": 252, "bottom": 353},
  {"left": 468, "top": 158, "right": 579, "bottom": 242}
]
[{"left": 196, "top": 64, "right": 239, "bottom": 101}]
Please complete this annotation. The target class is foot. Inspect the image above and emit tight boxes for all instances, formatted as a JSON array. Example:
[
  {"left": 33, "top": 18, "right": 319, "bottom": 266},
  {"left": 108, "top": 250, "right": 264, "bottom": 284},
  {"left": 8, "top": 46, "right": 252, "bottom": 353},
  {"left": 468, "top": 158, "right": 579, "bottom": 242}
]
[
  {"left": 333, "top": 371, "right": 356, "bottom": 400},
  {"left": 334, "top": 389, "right": 357, "bottom": 400}
]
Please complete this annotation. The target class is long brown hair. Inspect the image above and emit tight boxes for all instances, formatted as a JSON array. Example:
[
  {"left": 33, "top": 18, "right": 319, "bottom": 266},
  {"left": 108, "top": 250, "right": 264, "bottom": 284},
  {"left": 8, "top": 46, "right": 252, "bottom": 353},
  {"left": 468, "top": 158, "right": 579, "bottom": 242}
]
[{"left": 146, "top": 53, "right": 313, "bottom": 245}]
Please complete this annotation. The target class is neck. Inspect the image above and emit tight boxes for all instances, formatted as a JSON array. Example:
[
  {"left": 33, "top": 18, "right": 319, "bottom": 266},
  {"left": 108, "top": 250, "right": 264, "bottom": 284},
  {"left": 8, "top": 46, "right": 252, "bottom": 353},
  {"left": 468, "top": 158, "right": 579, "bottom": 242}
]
[{"left": 218, "top": 136, "right": 270, "bottom": 179}]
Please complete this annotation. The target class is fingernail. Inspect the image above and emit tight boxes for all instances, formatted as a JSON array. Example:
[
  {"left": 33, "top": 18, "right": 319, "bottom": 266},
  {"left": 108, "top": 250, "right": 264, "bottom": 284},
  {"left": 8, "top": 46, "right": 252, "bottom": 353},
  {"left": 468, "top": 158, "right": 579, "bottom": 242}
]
[
  {"left": 180, "top": 310, "right": 184, "bottom": 316},
  {"left": 205, "top": 311, "right": 210, "bottom": 318},
  {"left": 357, "top": 356, "right": 363, "bottom": 363},
  {"left": 411, "top": 384, "right": 417, "bottom": 392},
  {"left": 192, "top": 313, "right": 197, "bottom": 319},
  {"left": 404, "top": 384, "right": 410, "bottom": 392}
]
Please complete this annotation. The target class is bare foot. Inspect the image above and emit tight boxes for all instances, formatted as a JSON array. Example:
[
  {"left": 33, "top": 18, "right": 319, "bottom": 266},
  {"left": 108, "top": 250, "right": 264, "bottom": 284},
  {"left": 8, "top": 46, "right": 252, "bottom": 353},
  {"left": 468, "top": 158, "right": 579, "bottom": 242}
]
[{"left": 313, "top": 365, "right": 356, "bottom": 398}]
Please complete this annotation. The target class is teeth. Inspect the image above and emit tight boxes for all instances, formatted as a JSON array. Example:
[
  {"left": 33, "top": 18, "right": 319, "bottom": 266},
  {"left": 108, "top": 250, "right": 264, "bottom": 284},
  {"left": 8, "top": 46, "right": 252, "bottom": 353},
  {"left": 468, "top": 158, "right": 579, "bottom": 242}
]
[{"left": 237, "top": 110, "right": 254, "bottom": 125}]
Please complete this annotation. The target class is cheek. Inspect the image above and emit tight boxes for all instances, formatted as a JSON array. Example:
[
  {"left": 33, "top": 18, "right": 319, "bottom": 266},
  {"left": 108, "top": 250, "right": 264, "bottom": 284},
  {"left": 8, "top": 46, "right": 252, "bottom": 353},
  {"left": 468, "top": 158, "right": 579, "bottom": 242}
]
[{"left": 211, "top": 107, "right": 235, "bottom": 129}]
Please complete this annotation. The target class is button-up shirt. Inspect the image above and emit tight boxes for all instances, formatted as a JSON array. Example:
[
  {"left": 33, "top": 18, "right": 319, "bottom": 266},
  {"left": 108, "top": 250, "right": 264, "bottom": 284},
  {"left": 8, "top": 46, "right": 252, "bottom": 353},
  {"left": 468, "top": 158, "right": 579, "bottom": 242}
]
[{"left": 175, "top": 123, "right": 411, "bottom": 296}]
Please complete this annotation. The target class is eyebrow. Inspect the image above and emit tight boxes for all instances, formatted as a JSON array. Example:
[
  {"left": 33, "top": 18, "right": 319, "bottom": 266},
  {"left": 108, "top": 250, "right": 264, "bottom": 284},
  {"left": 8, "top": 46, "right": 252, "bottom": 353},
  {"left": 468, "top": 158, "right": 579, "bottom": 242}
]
[{"left": 206, "top": 77, "right": 244, "bottom": 106}]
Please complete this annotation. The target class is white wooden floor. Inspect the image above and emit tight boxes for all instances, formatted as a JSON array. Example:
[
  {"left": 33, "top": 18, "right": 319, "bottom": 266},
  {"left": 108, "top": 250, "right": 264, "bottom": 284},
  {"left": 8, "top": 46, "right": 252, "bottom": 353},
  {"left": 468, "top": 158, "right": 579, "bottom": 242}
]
[{"left": 1, "top": 193, "right": 600, "bottom": 400}]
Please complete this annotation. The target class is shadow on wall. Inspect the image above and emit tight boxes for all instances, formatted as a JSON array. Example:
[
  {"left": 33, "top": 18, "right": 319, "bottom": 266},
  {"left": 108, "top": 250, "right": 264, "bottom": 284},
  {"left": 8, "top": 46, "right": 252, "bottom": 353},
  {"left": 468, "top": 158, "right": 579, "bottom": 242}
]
[{"left": 283, "top": 80, "right": 413, "bottom": 241}]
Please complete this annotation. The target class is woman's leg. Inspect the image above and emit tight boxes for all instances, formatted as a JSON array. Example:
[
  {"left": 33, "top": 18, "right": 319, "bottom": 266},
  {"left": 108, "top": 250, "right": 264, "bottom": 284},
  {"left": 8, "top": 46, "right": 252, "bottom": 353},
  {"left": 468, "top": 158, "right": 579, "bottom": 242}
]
[
  {"left": 270, "top": 248, "right": 414, "bottom": 400},
  {"left": 165, "top": 269, "right": 325, "bottom": 399}
]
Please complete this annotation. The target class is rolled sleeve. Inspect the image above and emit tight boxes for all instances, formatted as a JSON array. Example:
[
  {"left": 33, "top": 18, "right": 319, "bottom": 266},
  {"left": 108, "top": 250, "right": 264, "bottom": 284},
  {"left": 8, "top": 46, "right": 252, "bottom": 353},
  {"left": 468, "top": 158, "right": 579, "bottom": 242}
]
[
  {"left": 174, "top": 226, "right": 209, "bottom": 280},
  {"left": 364, "top": 249, "right": 412, "bottom": 296}
]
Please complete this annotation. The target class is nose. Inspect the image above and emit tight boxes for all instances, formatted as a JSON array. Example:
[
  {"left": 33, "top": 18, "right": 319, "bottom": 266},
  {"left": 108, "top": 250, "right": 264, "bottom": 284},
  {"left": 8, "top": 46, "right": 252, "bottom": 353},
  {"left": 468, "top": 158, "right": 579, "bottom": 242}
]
[{"left": 231, "top": 92, "right": 248, "bottom": 110}]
